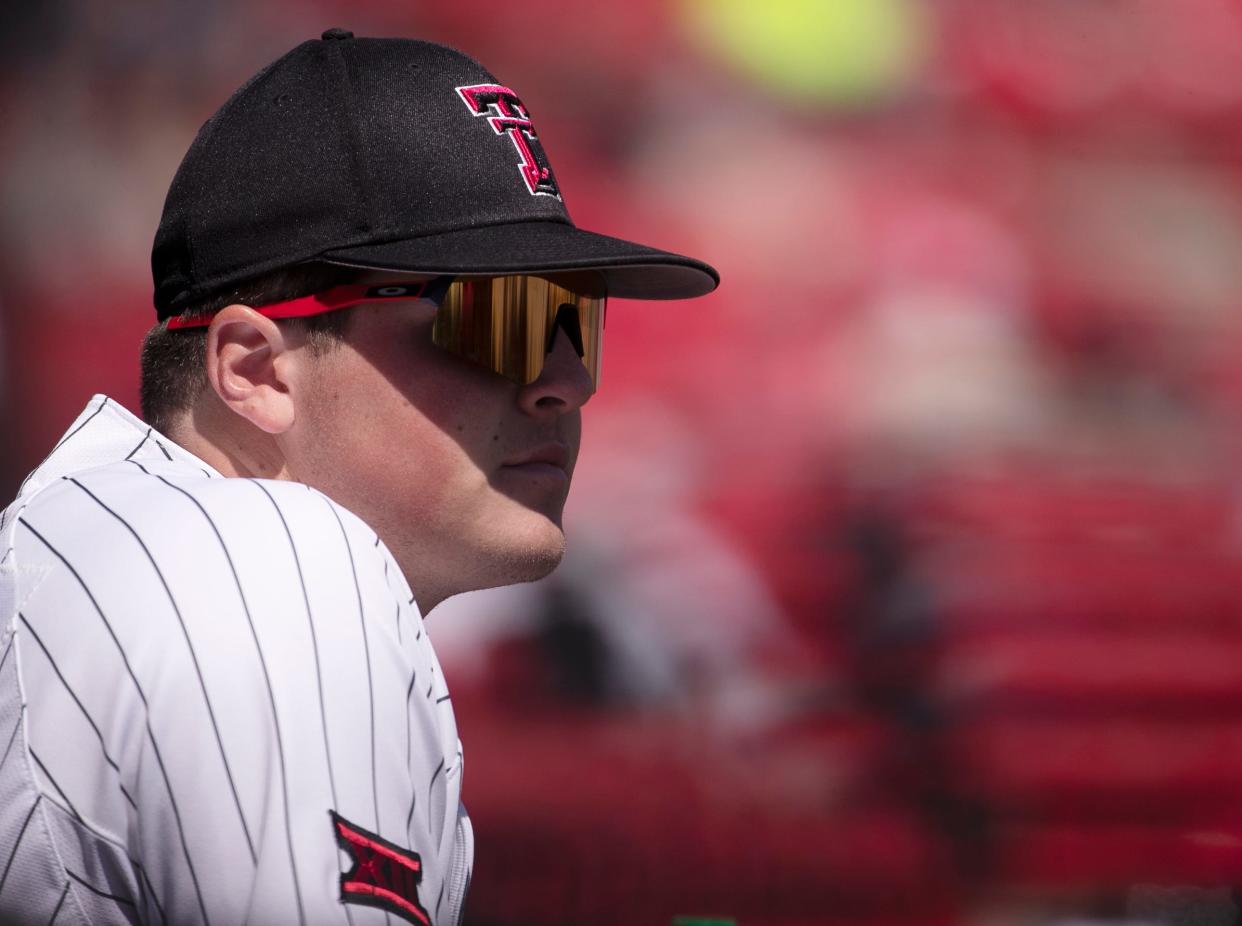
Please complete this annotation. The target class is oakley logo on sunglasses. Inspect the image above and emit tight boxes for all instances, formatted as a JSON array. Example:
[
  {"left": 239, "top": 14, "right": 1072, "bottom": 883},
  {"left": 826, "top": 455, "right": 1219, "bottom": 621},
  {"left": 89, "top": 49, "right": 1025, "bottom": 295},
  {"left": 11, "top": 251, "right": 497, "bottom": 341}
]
[
  {"left": 456, "top": 83, "right": 560, "bottom": 199},
  {"left": 363, "top": 278, "right": 453, "bottom": 304},
  {"left": 366, "top": 284, "right": 421, "bottom": 298}
]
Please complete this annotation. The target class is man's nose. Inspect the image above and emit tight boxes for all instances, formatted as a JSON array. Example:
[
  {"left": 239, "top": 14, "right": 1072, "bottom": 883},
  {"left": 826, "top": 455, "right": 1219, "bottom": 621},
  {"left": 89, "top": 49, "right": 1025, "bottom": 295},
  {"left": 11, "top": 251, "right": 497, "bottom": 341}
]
[{"left": 517, "top": 324, "right": 595, "bottom": 415}]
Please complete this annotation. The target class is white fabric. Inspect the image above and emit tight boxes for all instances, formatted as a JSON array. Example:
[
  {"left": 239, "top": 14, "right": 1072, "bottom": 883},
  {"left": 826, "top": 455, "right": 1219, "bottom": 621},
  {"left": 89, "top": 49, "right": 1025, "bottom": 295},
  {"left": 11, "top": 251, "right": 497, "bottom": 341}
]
[{"left": 0, "top": 395, "right": 472, "bottom": 925}]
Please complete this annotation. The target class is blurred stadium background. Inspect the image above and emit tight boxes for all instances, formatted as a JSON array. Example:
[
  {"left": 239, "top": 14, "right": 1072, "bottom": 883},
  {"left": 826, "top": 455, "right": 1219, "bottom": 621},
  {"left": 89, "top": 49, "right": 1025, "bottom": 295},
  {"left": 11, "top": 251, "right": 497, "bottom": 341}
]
[{"left": 5, "top": 1, "right": 1242, "bottom": 924}]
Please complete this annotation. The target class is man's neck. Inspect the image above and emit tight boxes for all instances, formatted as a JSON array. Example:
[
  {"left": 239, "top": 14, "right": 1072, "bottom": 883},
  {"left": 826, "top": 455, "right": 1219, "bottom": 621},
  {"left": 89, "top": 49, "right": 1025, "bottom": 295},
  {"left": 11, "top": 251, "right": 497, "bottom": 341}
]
[{"left": 167, "top": 403, "right": 293, "bottom": 481}]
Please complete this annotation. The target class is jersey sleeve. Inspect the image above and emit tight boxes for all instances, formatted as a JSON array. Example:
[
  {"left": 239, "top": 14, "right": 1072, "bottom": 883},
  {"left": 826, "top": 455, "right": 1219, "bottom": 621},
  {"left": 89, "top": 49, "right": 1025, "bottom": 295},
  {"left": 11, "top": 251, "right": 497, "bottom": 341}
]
[{"left": 6, "top": 464, "right": 464, "bottom": 926}]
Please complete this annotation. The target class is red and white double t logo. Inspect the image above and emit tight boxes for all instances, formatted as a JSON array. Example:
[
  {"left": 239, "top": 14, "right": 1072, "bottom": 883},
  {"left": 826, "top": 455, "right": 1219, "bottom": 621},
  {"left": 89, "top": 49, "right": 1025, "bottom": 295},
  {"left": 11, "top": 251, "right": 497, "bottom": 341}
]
[{"left": 456, "top": 83, "right": 561, "bottom": 198}]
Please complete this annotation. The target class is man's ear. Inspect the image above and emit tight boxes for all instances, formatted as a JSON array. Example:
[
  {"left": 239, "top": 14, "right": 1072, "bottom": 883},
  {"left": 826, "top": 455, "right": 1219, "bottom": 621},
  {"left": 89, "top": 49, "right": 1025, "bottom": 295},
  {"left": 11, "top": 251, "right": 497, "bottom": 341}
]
[{"left": 205, "top": 305, "right": 297, "bottom": 434}]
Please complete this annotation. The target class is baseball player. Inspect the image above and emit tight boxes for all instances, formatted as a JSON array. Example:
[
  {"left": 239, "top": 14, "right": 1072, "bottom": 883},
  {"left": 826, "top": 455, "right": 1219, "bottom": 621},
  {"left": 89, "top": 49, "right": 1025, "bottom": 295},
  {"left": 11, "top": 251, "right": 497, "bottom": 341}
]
[{"left": 0, "top": 30, "right": 717, "bottom": 926}]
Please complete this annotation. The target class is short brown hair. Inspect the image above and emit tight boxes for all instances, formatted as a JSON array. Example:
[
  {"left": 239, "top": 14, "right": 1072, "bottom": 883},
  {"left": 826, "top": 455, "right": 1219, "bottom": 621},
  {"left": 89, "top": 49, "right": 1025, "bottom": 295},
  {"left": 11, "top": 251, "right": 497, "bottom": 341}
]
[{"left": 140, "top": 263, "right": 359, "bottom": 435}]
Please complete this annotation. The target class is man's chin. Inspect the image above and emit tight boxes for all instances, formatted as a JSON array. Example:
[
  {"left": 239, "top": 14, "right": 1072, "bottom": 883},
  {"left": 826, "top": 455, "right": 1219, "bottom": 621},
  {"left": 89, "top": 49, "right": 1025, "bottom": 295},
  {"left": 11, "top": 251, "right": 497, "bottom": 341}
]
[
  {"left": 500, "top": 533, "right": 567, "bottom": 587},
  {"left": 469, "top": 512, "right": 568, "bottom": 591},
  {"left": 416, "top": 512, "right": 569, "bottom": 611}
]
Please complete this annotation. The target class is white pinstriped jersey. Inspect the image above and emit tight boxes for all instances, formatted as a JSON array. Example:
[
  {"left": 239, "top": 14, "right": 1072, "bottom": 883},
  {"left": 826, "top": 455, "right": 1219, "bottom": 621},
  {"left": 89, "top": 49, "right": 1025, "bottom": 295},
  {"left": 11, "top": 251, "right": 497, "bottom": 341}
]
[{"left": 0, "top": 395, "right": 472, "bottom": 925}]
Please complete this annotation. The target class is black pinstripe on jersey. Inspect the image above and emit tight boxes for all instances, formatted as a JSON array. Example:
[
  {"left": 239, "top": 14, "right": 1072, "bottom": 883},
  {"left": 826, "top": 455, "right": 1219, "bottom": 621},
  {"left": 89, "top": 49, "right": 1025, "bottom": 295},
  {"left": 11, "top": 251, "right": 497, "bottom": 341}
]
[
  {"left": 0, "top": 796, "right": 41, "bottom": 903},
  {"left": 65, "top": 868, "right": 136, "bottom": 906},
  {"left": 405, "top": 670, "right": 418, "bottom": 779},
  {"left": 9, "top": 611, "right": 160, "bottom": 920},
  {"left": 18, "top": 614, "right": 137, "bottom": 810},
  {"left": 0, "top": 636, "right": 22, "bottom": 775},
  {"left": 69, "top": 474, "right": 258, "bottom": 866},
  {"left": 379, "top": 554, "right": 406, "bottom": 644},
  {"left": 42, "top": 787, "right": 166, "bottom": 924},
  {"left": 18, "top": 623, "right": 170, "bottom": 920},
  {"left": 124, "top": 428, "right": 152, "bottom": 461},
  {"left": 47, "top": 880, "right": 70, "bottom": 925},
  {"left": 325, "top": 499, "right": 381, "bottom": 836},
  {"left": 30, "top": 749, "right": 82, "bottom": 823},
  {"left": 0, "top": 713, "right": 21, "bottom": 774},
  {"left": 136, "top": 464, "right": 307, "bottom": 926},
  {"left": 405, "top": 669, "right": 419, "bottom": 834},
  {"left": 16, "top": 517, "right": 213, "bottom": 926},
  {"left": 323, "top": 497, "right": 392, "bottom": 926},
  {"left": 0, "top": 635, "right": 14, "bottom": 690},
  {"left": 428, "top": 759, "right": 445, "bottom": 818},
  {"left": 252, "top": 480, "right": 355, "bottom": 926}
]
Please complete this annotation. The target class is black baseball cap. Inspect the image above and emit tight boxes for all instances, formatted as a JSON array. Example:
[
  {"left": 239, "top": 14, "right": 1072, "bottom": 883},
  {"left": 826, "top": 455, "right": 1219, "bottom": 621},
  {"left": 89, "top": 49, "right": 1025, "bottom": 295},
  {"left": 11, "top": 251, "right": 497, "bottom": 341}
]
[{"left": 151, "top": 29, "right": 719, "bottom": 320}]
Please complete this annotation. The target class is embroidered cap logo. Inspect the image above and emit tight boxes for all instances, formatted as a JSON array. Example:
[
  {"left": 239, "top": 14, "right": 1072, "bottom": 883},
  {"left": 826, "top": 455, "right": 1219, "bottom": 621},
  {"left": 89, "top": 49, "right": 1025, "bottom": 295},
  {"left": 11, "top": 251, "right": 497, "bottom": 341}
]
[{"left": 456, "top": 83, "right": 561, "bottom": 198}]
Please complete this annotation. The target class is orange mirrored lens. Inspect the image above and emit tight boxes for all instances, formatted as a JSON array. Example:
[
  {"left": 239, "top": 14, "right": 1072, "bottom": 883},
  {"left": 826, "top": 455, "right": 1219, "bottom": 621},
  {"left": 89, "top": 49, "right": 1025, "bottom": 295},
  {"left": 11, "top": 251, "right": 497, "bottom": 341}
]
[{"left": 432, "top": 274, "right": 605, "bottom": 386}]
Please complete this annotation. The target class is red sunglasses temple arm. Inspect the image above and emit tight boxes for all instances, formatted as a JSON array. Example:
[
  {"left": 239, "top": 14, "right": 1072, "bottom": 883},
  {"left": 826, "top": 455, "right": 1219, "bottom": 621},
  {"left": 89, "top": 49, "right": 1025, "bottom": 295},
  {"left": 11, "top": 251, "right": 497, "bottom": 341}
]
[{"left": 164, "top": 281, "right": 436, "bottom": 330}]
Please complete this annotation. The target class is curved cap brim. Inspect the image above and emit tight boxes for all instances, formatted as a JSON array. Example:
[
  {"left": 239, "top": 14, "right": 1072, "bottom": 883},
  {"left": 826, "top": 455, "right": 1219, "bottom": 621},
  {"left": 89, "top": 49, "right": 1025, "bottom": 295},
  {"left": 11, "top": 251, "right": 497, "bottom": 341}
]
[{"left": 319, "top": 220, "right": 718, "bottom": 300}]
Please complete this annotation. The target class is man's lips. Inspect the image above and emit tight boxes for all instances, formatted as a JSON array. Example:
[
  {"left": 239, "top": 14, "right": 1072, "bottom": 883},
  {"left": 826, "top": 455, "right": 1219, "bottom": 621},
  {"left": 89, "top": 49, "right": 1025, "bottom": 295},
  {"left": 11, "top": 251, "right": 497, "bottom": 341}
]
[{"left": 501, "top": 444, "right": 571, "bottom": 478}]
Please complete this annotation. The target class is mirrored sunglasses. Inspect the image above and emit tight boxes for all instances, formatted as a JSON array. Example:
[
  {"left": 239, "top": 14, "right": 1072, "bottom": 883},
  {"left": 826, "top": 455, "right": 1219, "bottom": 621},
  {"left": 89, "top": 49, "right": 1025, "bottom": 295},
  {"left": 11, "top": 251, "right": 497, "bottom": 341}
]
[{"left": 167, "top": 273, "right": 607, "bottom": 388}]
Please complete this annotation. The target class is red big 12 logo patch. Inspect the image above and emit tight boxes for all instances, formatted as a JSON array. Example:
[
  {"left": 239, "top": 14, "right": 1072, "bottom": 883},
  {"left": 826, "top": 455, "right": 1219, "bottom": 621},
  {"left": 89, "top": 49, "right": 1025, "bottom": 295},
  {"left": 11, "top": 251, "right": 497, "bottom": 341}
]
[{"left": 331, "top": 811, "right": 431, "bottom": 926}]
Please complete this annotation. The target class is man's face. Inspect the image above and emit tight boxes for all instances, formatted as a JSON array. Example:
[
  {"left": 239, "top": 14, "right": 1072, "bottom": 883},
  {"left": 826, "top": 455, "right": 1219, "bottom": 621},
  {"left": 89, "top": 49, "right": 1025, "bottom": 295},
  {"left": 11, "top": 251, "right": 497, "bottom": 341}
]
[{"left": 279, "top": 276, "right": 596, "bottom": 611}]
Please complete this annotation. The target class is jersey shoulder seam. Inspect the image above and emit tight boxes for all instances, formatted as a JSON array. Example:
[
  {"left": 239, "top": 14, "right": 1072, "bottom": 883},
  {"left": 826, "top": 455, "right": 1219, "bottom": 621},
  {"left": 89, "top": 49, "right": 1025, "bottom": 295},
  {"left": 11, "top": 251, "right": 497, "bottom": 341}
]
[{"left": 33, "top": 792, "right": 132, "bottom": 924}]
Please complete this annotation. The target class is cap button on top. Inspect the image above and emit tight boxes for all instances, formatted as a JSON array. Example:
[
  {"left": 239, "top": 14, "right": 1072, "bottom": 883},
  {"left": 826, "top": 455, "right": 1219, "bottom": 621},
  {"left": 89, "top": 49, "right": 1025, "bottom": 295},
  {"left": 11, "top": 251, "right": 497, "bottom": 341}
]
[{"left": 321, "top": 28, "right": 354, "bottom": 40}]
